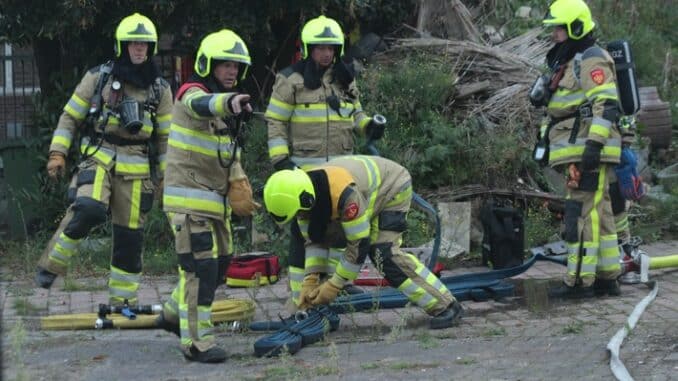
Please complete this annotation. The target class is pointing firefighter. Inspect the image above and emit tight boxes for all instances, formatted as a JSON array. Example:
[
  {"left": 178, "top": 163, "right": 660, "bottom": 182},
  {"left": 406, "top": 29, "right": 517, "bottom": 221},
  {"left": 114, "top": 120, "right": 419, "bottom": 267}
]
[
  {"left": 263, "top": 156, "right": 463, "bottom": 329},
  {"left": 155, "top": 29, "right": 258, "bottom": 363},
  {"left": 529, "top": 0, "right": 622, "bottom": 298},
  {"left": 36, "top": 13, "right": 173, "bottom": 306},
  {"left": 265, "top": 15, "right": 384, "bottom": 308}
]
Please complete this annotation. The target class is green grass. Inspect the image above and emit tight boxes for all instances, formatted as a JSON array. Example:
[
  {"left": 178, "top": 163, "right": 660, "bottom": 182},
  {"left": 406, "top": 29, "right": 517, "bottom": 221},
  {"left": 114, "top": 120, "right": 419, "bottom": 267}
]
[
  {"left": 562, "top": 322, "right": 584, "bottom": 335},
  {"left": 417, "top": 330, "right": 442, "bottom": 349},
  {"left": 388, "top": 361, "right": 441, "bottom": 370},
  {"left": 482, "top": 326, "right": 507, "bottom": 337},
  {"left": 13, "top": 298, "right": 46, "bottom": 316}
]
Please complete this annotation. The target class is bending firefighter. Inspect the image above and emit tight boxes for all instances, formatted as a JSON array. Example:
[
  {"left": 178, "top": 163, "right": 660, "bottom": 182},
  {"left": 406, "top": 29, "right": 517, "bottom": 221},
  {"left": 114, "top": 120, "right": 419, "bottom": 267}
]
[
  {"left": 263, "top": 156, "right": 463, "bottom": 329},
  {"left": 36, "top": 13, "right": 173, "bottom": 306},
  {"left": 155, "top": 29, "right": 259, "bottom": 363},
  {"left": 265, "top": 14, "right": 385, "bottom": 307},
  {"left": 530, "top": 0, "right": 622, "bottom": 298}
]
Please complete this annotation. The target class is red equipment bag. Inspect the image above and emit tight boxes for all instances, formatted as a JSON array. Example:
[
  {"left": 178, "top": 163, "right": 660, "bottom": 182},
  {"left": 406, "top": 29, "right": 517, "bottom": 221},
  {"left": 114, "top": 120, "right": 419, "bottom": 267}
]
[{"left": 226, "top": 252, "right": 280, "bottom": 288}]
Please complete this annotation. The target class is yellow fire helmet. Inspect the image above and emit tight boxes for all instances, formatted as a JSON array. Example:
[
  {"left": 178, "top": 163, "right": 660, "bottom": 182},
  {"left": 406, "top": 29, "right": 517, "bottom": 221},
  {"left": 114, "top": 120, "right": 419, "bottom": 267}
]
[
  {"left": 115, "top": 13, "right": 158, "bottom": 58},
  {"left": 263, "top": 169, "right": 316, "bottom": 225},
  {"left": 543, "top": 0, "right": 595, "bottom": 40},
  {"left": 194, "top": 29, "right": 252, "bottom": 79},
  {"left": 300, "top": 15, "right": 344, "bottom": 59}
]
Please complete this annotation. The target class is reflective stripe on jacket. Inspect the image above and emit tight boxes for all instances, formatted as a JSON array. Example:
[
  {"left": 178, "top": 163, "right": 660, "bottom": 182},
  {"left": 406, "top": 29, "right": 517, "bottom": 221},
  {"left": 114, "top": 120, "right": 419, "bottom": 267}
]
[{"left": 546, "top": 46, "right": 622, "bottom": 167}]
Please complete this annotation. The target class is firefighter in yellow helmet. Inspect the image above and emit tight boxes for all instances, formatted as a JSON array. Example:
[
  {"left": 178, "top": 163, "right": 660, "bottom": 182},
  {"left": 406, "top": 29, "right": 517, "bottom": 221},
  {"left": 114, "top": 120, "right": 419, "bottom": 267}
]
[
  {"left": 154, "top": 29, "right": 259, "bottom": 363},
  {"left": 36, "top": 13, "right": 173, "bottom": 306},
  {"left": 265, "top": 15, "right": 382, "bottom": 170},
  {"left": 263, "top": 156, "right": 463, "bottom": 329},
  {"left": 529, "top": 0, "right": 622, "bottom": 298},
  {"left": 265, "top": 15, "right": 382, "bottom": 307}
]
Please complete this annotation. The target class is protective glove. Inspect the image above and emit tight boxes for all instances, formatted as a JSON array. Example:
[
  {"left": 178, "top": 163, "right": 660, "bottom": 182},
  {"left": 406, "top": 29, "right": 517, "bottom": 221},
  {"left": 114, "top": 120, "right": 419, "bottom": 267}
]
[
  {"left": 581, "top": 140, "right": 603, "bottom": 172},
  {"left": 226, "top": 93, "right": 253, "bottom": 115},
  {"left": 228, "top": 177, "right": 261, "bottom": 216},
  {"left": 298, "top": 273, "right": 320, "bottom": 310},
  {"left": 308, "top": 275, "right": 345, "bottom": 306},
  {"left": 365, "top": 118, "right": 385, "bottom": 140},
  {"left": 273, "top": 157, "right": 297, "bottom": 172},
  {"left": 46, "top": 151, "right": 66, "bottom": 180}
]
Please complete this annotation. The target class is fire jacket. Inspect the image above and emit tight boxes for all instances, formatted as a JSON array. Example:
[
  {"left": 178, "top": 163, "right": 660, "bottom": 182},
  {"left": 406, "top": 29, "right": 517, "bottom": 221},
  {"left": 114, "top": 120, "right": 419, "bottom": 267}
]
[
  {"left": 163, "top": 84, "right": 248, "bottom": 220},
  {"left": 265, "top": 60, "right": 372, "bottom": 168},
  {"left": 546, "top": 46, "right": 622, "bottom": 168},
  {"left": 297, "top": 156, "right": 412, "bottom": 281},
  {"left": 50, "top": 64, "right": 173, "bottom": 179}
]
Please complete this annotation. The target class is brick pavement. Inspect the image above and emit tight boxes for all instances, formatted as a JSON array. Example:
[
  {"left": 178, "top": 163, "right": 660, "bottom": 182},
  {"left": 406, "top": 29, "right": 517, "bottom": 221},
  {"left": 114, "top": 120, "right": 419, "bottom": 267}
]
[{"left": 1, "top": 241, "right": 677, "bottom": 380}]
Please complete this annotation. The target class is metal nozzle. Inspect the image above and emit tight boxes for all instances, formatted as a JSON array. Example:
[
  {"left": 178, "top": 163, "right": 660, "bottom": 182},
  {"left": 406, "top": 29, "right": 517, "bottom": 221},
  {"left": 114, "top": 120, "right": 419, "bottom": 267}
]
[
  {"left": 372, "top": 114, "right": 387, "bottom": 126},
  {"left": 294, "top": 310, "right": 309, "bottom": 321}
]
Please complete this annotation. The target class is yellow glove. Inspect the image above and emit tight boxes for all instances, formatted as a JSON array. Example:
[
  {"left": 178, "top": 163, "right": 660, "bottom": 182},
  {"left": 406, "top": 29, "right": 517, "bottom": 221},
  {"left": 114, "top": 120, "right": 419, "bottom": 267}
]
[
  {"left": 46, "top": 152, "right": 66, "bottom": 180},
  {"left": 298, "top": 273, "right": 320, "bottom": 310},
  {"left": 308, "top": 275, "right": 344, "bottom": 306},
  {"left": 228, "top": 177, "right": 261, "bottom": 216}
]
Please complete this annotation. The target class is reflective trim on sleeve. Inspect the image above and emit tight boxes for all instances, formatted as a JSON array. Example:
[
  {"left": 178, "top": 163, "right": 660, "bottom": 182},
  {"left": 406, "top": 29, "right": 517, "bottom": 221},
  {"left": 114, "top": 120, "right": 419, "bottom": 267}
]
[
  {"left": 64, "top": 94, "right": 88, "bottom": 120},
  {"left": 265, "top": 97, "right": 294, "bottom": 121}
]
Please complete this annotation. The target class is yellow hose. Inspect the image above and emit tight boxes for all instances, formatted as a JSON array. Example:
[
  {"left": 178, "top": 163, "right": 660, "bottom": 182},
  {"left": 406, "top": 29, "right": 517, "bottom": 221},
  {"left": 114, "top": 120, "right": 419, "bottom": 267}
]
[
  {"left": 41, "top": 298, "right": 255, "bottom": 331},
  {"left": 649, "top": 254, "right": 678, "bottom": 269}
]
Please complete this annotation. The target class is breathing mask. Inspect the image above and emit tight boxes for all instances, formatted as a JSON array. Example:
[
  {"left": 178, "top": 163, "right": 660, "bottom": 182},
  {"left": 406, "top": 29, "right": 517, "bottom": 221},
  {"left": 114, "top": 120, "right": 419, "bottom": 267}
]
[
  {"left": 528, "top": 74, "right": 552, "bottom": 107},
  {"left": 116, "top": 96, "right": 144, "bottom": 134}
]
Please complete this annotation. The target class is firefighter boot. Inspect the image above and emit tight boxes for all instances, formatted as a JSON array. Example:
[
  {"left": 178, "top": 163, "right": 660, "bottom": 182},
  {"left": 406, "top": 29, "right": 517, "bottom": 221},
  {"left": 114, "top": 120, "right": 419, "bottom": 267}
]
[
  {"left": 430, "top": 300, "right": 463, "bottom": 329},
  {"left": 593, "top": 279, "right": 621, "bottom": 296},
  {"left": 548, "top": 283, "right": 595, "bottom": 299},
  {"left": 184, "top": 345, "right": 227, "bottom": 363},
  {"left": 155, "top": 312, "right": 180, "bottom": 337},
  {"left": 35, "top": 267, "right": 58, "bottom": 289}
]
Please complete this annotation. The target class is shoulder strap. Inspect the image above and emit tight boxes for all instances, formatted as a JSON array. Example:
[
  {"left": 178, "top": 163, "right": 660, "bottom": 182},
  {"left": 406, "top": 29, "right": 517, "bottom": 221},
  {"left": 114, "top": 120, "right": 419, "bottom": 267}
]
[{"left": 573, "top": 52, "right": 583, "bottom": 88}]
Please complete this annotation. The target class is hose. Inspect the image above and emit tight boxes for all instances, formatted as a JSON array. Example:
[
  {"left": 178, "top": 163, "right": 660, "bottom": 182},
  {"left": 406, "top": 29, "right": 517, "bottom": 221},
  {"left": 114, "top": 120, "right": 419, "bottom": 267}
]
[
  {"left": 41, "top": 298, "right": 255, "bottom": 330},
  {"left": 253, "top": 306, "right": 339, "bottom": 357}
]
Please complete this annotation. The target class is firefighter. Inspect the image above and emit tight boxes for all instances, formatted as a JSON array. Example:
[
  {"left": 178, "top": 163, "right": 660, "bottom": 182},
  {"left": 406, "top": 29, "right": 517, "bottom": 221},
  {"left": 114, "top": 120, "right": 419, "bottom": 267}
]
[
  {"left": 530, "top": 0, "right": 622, "bottom": 298},
  {"left": 36, "top": 13, "right": 173, "bottom": 306},
  {"left": 263, "top": 156, "right": 463, "bottom": 329},
  {"left": 155, "top": 29, "right": 258, "bottom": 363},
  {"left": 265, "top": 15, "right": 383, "bottom": 306}
]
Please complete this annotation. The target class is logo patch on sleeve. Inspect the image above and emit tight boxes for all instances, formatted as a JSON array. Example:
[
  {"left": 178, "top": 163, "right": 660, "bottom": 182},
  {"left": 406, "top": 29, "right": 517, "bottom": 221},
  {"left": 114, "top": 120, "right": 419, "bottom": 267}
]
[
  {"left": 590, "top": 68, "right": 605, "bottom": 85},
  {"left": 343, "top": 202, "right": 359, "bottom": 220}
]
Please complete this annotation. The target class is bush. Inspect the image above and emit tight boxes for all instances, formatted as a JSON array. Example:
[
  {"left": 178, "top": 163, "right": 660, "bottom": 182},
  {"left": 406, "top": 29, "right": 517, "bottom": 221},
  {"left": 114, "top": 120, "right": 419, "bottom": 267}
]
[{"left": 359, "top": 53, "right": 535, "bottom": 189}]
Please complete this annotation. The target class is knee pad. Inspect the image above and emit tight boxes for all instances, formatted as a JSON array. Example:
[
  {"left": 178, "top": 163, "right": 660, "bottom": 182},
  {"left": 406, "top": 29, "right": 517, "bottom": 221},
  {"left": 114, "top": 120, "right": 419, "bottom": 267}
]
[
  {"left": 370, "top": 243, "right": 408, "bottom": 287},
  {"left": 111, "top": 224, "right": 143, "bottom": 273},
  {"left": 563, "top": 200, "right": 583, "bottom": 242},
  {"left": 195, "top": 258, "right": 218, "bottom": 305},
  {"left": 609, "top": 182, "right": 626, "bottom": 215},
  {"left": 378, "top": 211, "right": 408, "bottom": 232},
  {"left": 217, "top": 256, "right": 231, "bottom": 284},
  {"left": 64, "top": 197, "right": 108, "bottom": 239}
]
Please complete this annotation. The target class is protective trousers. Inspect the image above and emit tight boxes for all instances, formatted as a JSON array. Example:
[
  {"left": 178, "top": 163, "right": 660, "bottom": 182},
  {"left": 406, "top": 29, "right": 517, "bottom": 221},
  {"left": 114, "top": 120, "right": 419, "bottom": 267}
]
[
  {"left": 363, "top": 194, "right": 455, "bottom": 317},
  {"left": 563, "top": 164, "right": 621, "bottom": 287},
  {"left": 38, "top": 159, "right": 154, "bottom": 305},
  {"left": 607, "top": 170, "right": 631, "bottom": 245},
  {"left": 162, "top": 213, "right": 232, "bottom": 353}
]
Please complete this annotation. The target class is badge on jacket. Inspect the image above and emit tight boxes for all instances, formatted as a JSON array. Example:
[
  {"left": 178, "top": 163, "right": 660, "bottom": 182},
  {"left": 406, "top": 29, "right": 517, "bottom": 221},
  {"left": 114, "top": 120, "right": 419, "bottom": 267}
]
[
  {"left": 343, "top": 202, "right": 359, "bottom": 220},
  {"left": 590, "top": 68, "right": 605, "bottom": 85}
]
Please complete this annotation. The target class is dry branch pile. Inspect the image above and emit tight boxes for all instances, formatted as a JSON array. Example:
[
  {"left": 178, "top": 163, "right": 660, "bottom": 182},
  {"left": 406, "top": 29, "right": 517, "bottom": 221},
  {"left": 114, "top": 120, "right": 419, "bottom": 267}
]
[{"left": 377, "top": 28, "right": 550, "bottom": 125}]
